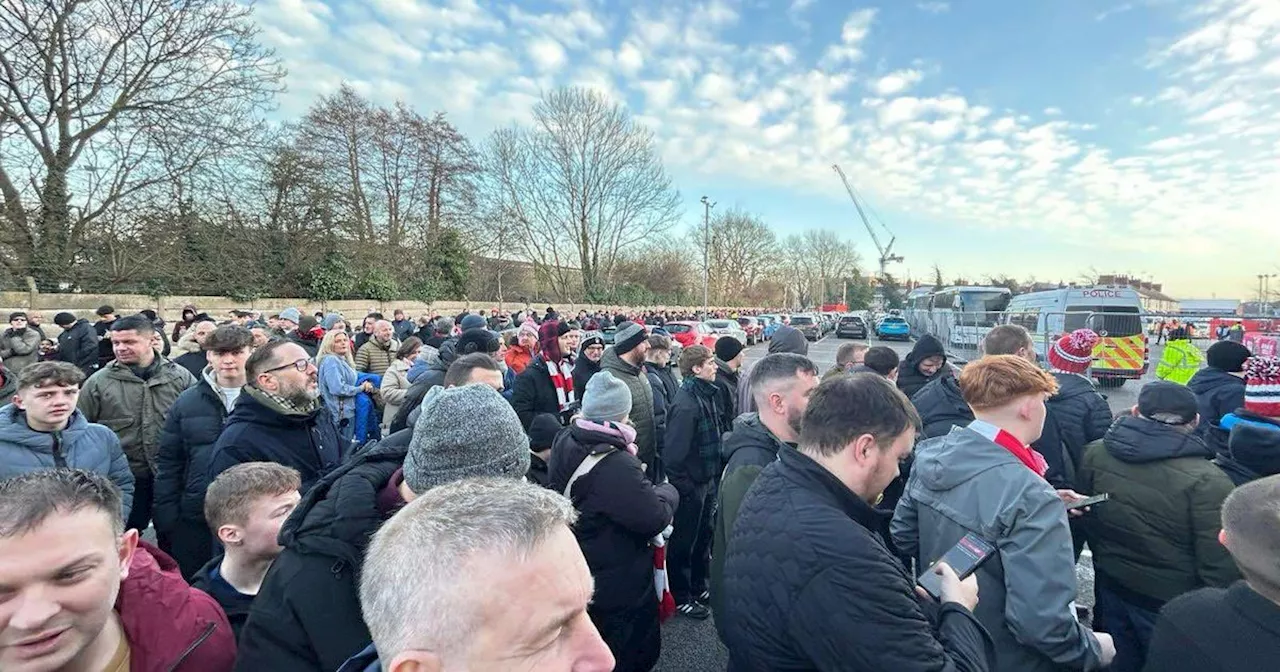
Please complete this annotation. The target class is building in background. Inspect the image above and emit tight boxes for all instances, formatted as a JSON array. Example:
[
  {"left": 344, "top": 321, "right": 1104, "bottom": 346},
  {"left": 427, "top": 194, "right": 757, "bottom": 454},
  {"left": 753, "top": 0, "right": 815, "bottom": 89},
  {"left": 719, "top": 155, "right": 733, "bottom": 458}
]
[
  {"left": 1178, "top": 299, "right": 1241, "bottom": 317},
  {"left": 1096, "top": 275, "right": 1181, "bottom": 314}
]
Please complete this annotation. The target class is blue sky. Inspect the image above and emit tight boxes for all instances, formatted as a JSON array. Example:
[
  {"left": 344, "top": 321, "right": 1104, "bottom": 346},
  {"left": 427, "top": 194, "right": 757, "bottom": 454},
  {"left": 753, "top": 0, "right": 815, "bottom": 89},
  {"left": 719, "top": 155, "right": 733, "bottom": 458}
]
[{"left": 250, "top": 0, "right": 1280, "bottom": 299}]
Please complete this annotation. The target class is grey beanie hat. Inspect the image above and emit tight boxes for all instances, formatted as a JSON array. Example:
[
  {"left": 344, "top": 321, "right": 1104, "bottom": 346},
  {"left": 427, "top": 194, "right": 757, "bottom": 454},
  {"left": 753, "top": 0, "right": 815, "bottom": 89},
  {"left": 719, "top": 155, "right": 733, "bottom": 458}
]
[
  {"left": 404, "top": 384, "right": 530, "bottom": 492},
  {"left": 278, "top": 307, "right": 301, "bottom": 324},
  {"left": 581, "top": 370, "right": 632, "bottom": 422},
  {"left": 613, "top": 321, "right": 647, "bottom": 355},
  {"left": 459, "top": 313, "right": 487, "bottom": 331}
]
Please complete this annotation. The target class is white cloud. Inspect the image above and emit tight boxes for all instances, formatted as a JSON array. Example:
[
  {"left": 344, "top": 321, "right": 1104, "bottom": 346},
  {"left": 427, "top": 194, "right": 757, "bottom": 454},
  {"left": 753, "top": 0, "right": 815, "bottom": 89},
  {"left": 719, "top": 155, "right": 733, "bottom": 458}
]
[
  {"left": 527, "top": 37, "right": 567, "bottom": 72},
  {"left": 871, "top": 69, "right": 924, "bottom": 96},
  {"left": 821, "top": 9, "right": 878, "bottom": 66},
  {"left": 616, "top": 42, "right": 644, "bottom": 75},
  {"left": 917, "top": 1, "right": 950, "bottom": 14}
]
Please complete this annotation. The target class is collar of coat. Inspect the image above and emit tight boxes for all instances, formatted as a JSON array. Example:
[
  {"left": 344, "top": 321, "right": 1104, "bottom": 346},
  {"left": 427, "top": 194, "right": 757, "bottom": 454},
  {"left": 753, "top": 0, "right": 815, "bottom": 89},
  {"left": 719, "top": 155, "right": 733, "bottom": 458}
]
[
  {"left": 776, "top": 444, "right": 890, "bottom": 533},
  {"left": 244, "top": 384, "right": 321, "bottom": 417}
]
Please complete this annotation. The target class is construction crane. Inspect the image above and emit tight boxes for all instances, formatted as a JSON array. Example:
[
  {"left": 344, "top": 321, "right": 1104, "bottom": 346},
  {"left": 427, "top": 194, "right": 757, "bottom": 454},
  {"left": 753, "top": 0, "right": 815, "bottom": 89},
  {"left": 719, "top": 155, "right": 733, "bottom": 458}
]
[{"left": 832, "top": 164, "right": 903, "bottom": 278}]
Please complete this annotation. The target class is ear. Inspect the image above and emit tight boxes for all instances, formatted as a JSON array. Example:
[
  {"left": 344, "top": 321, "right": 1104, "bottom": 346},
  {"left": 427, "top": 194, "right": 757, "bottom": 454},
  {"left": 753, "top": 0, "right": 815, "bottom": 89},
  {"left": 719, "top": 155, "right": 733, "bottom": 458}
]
[
  {"left": 851, "top": 433, "right": 878, "bottom": 465},
  {"left": 387, "top": 648, "right": 444, "bottom": 672},
  {"left": 117, "top": 529, "right": 140, "bottom": 580},
  {"left": 1218, "top": 528, "right": 1228, "bottom": 548},
  {"left": 218, "top": 524, "right": 243, "bottom": 547},
  {"left": 11, "top": 395, "right": 24, "bottom": 410},
  {"left": 1130, "top": 405, "right": 1140, "bottom": 417}
]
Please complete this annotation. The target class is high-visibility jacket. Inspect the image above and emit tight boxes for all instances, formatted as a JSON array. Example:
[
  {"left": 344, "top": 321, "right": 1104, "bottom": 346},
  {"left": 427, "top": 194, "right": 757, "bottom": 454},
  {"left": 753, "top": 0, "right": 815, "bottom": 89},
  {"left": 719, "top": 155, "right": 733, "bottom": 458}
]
[{"left": 1156, "top": 340, "right": 1203, "bottom": 385}]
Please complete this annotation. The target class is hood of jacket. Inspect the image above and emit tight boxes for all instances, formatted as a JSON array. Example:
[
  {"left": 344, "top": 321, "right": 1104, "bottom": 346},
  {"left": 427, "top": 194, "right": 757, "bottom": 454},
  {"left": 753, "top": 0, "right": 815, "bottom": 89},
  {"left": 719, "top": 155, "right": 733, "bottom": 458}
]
[
  {"left": 1188, "top": 367, "right": 1245, "bottom": 399},
  {"left": 721, "top": 412, "right": 789, "bottom": 462},
  {"left": 0, "top": 405, "right": 98, "bottom": 451},
  {"left": 99, "top": 355, "right": 185, "bottom": 385},
  {"left": 767, "top": 325, "right": 808, "bottom": 355},
  {"left": 1223, "top": 411, "right": 1280, "bottom": 478},
  {"left": 116, "top": 541, "right": 236, "bottom": 672},
  {"left": 1102, "top": 414, "right": 1213, "bottom": 464},
  {"left": 903, "top": 334, "right": 947, "bottom": 370},
  {"left": 1052, "top": 371, "right": 1102, "bottom": 402},
  {"left": 909, "top": 425, "right": 1024, "bottom": 491},
  {"left": 278, "top": 433, "right": 410, "bottom": 565}
]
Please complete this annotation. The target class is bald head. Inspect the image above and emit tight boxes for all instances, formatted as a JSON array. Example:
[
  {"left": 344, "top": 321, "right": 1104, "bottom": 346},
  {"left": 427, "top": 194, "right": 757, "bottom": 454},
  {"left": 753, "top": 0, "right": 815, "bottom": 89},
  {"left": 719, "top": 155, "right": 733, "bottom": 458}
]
[
  {"left": 1221, "top": 474, "right": 1280, "bottom": 598},
  {"left": 374, "top": 320, "right": 394, "bottom": 344}
]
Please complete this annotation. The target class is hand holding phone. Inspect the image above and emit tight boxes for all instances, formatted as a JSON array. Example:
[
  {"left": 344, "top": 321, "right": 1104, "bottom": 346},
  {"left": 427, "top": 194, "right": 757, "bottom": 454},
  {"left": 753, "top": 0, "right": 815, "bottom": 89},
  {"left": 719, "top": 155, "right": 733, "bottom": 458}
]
[
  {"left": 1065, "top": 493, "right": 1109, "bottom": 511},
  {"left": 917, "top": 533, "right": 995, "bottom": 602}
]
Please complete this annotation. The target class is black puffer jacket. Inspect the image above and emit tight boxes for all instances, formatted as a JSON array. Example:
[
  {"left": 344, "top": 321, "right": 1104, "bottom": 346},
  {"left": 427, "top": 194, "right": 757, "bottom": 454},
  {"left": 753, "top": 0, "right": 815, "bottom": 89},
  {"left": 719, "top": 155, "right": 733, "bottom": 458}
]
[
  {"left": 896, "top": 335, "right": 951, "bottom": 399},
  {"left": 388, "top": 339, "right": 458, "bottom": 433},
  {"left": 721, "top": 445, "right": 994, "bottom": 671},
  {"left": 154, "top": 377, "right": 229, "bottom": 533},
  {"left": 548, "top": 421, "right": 678, "bottom": 612},
  {"left": 234, "top": 432, "right": 410, "bottom": 672},
  {"left": 1215, "top": 411, "right": 1280, "bottom": 485},
  {"left": 713, "top": 359, "right": 741, "bottom": 429},
  {"left": 645, "top": 362, "right": 678, "bottom": 458},
  {"left": 1037, "top": 373, "right": 1113, "bottom": 488},
  {"left": 1187, "top": 367, "right": 1245, "bottom": 455},
  {"left": 911, "top": 375, "right": 972, "bottom": 439},
  {"left": 57, "top": 319, "right": 100, "bottom": 376}
]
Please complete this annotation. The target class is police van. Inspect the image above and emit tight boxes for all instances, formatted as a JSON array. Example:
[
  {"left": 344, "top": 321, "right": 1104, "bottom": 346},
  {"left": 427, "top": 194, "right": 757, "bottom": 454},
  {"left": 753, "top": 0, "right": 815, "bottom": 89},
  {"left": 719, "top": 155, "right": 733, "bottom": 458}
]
[{"left": 1003, "top": 286, "right": 1149, "bottom": 387}]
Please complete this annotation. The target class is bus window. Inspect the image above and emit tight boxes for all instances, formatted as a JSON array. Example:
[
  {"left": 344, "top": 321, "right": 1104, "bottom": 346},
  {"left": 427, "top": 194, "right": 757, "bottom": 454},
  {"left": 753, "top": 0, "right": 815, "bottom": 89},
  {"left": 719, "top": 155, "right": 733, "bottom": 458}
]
[{"left": 1065, "top": 305, "right": 1142, "bottom": 337}]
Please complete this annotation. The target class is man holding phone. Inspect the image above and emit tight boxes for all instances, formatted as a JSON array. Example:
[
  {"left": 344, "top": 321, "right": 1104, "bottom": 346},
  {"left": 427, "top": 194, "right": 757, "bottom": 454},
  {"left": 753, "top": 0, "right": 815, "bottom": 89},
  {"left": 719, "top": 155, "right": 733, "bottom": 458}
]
[
  {"left": 720, "top": 373, "right": 994, "bottom": 671},
  {"left": 893, "top": 356, "right": 1114, "bottom": 672}
]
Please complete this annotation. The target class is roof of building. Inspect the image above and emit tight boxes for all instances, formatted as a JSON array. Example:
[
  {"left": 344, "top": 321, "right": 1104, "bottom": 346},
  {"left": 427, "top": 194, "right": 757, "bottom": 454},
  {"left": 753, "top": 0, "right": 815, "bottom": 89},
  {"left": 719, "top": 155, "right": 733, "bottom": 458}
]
[{"left": 1178, "top": 299, "right": 1240, "bottom": 314}]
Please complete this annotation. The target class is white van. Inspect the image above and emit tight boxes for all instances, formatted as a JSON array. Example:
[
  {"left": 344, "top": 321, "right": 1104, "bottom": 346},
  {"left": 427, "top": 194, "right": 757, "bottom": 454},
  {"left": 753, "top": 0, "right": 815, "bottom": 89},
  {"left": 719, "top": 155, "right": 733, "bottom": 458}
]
[{"left": 1003, "top": 286, "right": 1149, "bottom": 387}]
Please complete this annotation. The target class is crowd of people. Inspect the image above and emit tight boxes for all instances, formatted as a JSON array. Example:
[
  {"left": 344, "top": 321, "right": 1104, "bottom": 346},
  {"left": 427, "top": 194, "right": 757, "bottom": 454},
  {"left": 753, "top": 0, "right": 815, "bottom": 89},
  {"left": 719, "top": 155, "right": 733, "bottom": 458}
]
[{"left": 0, "top": 301, "right": 1278, "bottom": 672}]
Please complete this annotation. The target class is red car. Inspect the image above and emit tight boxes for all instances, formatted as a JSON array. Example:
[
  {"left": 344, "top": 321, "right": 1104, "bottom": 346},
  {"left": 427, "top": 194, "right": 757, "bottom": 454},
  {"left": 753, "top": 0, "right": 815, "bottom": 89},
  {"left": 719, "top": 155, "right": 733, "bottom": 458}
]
[
  {"left": 737, "top": 316, "right": 762, "bottom": 346},
  {"left": 664, "top": 321, "right": 719, "bottom": 350}
]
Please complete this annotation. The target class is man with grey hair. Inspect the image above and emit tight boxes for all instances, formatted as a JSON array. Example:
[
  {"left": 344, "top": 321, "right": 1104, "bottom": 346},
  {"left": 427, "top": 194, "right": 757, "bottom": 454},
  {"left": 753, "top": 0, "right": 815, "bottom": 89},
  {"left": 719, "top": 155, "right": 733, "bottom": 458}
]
[
  {"left": 710, "top": 353, "right": 819, "bottom": 630},
  {"left": 339, "top": 478, "right": 615, "bottom": 672},
  {"left": 235, "top": 384, "right": 532, "bottom": 671}
]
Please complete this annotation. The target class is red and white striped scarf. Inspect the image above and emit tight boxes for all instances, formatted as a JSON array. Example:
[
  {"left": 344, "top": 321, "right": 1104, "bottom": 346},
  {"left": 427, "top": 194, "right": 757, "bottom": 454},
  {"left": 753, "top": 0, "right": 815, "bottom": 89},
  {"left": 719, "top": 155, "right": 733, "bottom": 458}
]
[{"left": 547, "top": 358, "right": 576, "bottom": 411}]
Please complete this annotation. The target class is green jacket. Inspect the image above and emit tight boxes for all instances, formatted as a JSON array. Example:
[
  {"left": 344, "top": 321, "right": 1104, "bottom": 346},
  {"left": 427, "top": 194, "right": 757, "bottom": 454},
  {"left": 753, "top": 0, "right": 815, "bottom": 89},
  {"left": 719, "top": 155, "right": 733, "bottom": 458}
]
[
  {"left": 1078, "top": 415, "right": 1240, "bottom": 605},
  {"left": 600, "top": 347, "right": 656, "bottom": 470},
  {"left": 710, "top": 413, "right": 791, "bottom": 634},
  {"left": 79, "top": 356, "right": 196, "bottom": 477}
]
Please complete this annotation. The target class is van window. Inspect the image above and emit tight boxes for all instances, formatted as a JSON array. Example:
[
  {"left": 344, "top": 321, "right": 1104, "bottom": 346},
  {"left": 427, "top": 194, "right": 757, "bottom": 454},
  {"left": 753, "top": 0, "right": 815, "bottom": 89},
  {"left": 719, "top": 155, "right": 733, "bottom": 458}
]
[
  {"left": 1065, "top": 306, "right": 1142, "bottom": 337},
  {"left": 1009, "top": 309, "right": 1040, "bottom": 332}
]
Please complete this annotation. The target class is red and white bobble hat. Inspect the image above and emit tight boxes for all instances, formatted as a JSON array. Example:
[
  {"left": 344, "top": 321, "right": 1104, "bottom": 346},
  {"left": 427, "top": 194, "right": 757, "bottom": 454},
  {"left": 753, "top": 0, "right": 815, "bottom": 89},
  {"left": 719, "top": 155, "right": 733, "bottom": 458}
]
[
  {"left": 1049, "top": 329, "right": 1100, "bottom": 374},
  {"left": 1243, "top": 356, "right": 1280, "bottom": 418}
]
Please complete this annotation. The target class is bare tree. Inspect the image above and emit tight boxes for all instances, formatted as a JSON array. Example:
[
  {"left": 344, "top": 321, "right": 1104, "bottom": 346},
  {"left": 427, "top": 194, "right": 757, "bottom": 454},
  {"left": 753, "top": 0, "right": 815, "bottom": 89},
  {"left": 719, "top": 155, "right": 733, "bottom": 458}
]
[
  {"left": 803, "top": 229, "right": 861, "bottom": 303},
  {"left": 690, "top": 207, "right": 778, "bottom": 304},
  {"left": 485, "top": 87, "right": 681, "bottom": 299},
  {"left": 0, "top": 0, "right": 283, "bottom": 288}
]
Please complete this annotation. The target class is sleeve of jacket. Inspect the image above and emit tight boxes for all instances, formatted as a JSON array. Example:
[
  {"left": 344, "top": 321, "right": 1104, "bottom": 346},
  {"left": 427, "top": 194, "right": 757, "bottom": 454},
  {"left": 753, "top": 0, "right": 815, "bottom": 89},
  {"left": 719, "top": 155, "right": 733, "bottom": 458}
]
[
  {"left": 591, "top": 456, "right": 679, "bottom": 537},
  {"left": 77, "top": 375, "right": 102, "bottom": 422},
  {"left": 787, "top": 562, "right": 992, "bottom": 672},
  {"left": 105, "top": 434, "right": 135, "bottom": 523},
  {"left": 999, "top": 492, "right": 1102, "bottom": 668},
  {"left": 510, "top": 369, "right": 540, "bottom": 428},
  {"left": 77, "top": 327, "right": 99, "bottom": 373},
  {"left": 152, "top": 399, "right": 188, "bottom": 533},
  {"left": 353, "top": 344, "right": 372, "bottom": 373},
  {"left": 207, "top": 433, "right": 248, "bottom": 484},
  {"left": 663, "top": 396, "right": 697, "bottom": 491},
  {"left": 1190, "top": 471, "right": 1242, "bottom": 588},
  {"left": 890, "top": 482, "right": 921, "bottom": 565},
  {"left": 648, "top": 374, "right": 668, "bottom": 452},
  {"left": 379, "top": 370, "right": 409, "bottom": 406},
  {"left": 319, "top": 358, "right": 362, "bottom": 397}
]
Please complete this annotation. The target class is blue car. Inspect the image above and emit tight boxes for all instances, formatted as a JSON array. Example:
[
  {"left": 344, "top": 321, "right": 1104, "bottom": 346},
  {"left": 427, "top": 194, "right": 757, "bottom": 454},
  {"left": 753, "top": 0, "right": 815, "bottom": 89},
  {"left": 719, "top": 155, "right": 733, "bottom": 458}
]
[
  {"left": 758, "top": 315, "right": 781, "bottom": 340},
  {"left": 876, "top": 316, "right": 911, "bottom": 341}
]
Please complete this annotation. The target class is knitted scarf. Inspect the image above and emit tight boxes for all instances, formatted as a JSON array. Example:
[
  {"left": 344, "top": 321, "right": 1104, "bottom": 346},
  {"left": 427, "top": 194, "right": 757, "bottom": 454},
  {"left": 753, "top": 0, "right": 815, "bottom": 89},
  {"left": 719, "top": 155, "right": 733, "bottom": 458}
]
[
  {"left": 547, "top": 357, "right": 576, "bottom": 412},
  {"left": 682, "top": 376, "right": 724, "bottom": 478}
]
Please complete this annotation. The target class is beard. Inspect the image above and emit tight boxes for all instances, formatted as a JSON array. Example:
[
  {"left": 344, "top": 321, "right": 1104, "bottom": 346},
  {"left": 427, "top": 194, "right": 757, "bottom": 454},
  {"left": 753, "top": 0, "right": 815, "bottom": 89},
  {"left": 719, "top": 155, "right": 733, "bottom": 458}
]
[
  {"left": 282, "top": 378, "right": 320, "bottom": 407},
  {"left": 786, "top": 404, "right": 804, "bottom": 436}
]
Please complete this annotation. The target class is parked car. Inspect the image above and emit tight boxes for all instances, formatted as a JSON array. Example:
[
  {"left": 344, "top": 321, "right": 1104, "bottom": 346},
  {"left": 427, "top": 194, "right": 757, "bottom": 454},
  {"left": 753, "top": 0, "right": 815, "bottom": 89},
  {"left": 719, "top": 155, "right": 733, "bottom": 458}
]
[
  {"left": 875, "top": 316, "right": 911, "bottom": 341},
  {"left": 790, "top": 314, "right": 822, "bottom": 341},
  {"left": 757, "top": 315, "right": 780, "bottom": 340},
  {"left": 736, "top": 316, "right": 762, "bottom": 345},
  {"left": 599, "top": 324, "right": 617, "bottom": 344},
  {"left": 706, "top": 319, "right": 749, "bottom": 346},
  {"left": 836, "top": 314, "right": 869, "bottom": 339},
  {"left": 664, "top": 321, "right": 720, "bottom": 350}
]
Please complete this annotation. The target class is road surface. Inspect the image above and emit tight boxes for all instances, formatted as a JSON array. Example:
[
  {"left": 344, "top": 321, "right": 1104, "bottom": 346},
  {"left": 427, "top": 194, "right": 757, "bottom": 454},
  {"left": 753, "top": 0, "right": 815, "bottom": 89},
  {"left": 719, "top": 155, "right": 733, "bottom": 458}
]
[{"left": 657, "top": 331, "right": 1177, "bottom": 671}]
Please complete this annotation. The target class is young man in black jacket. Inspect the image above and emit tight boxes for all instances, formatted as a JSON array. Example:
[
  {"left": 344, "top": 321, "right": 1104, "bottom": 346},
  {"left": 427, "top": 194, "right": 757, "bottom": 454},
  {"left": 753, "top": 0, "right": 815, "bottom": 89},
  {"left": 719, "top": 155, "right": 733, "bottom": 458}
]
[
  {"left": 53, "top": 311, "right": 100, "bottom": 376},
  {"left": 721, "top": 373, "right": 994, "bottom": 671},
  {"left": 1144, "top": 474, "right": 1280, "bottom": 672},
  {"left": 1187, "top": 340, "right": 1250, "bottom": 455},
  {"left": 710, "top": 353, "right": 818, "bottom": 634},
  {"left": 154, "top": 325, "right": 254, "bottom": 577},
  {"left": 664, "top": 344, "right": 726, "bottom": 619}
]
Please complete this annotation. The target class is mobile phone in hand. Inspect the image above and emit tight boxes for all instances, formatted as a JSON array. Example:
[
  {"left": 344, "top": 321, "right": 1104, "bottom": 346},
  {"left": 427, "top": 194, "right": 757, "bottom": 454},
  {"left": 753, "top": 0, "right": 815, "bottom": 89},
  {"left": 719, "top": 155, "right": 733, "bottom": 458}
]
[
  {"left": 917, "top": 532, "right": 996, "bottom": 600},
  {"left": 1066, "top": 493, "right": 1110, "bottom": 510}
]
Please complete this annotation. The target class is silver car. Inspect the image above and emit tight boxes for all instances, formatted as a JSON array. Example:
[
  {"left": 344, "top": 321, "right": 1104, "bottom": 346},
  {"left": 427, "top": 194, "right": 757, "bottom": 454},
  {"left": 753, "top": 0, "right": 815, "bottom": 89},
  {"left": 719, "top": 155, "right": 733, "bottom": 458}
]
[{"left": 705, "top": 319, "right": 748, "bottom": 346}]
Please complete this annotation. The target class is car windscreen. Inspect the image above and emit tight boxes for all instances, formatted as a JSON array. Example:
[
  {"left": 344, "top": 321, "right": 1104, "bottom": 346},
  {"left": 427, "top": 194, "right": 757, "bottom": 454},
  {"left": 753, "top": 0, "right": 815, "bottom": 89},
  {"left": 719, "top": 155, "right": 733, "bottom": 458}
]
[
  {"left": 1065, "top": 306, "right": 1142, "bottom": 338},
  {"left": 839, "top": 316, "right": 863, "bottom": 324},
  {"left": 665, "top": 324, "right": 691, "bottom": 334},
  {"left": 882, "top": 318, "right": 906, "bottom": 325},
  {"left": 791, "top": 316, "right": 814, "bottom": 325},
  {"left": 707, "top": 321, "right": 733, "bottom": 328}
]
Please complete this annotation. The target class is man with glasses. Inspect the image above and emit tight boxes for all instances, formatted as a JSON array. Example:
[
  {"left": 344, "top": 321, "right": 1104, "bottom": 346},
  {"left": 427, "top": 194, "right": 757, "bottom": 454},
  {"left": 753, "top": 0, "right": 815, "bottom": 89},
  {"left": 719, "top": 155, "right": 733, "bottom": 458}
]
[{"left": 207, "top": 340, "right": 343, "bottom": 493}]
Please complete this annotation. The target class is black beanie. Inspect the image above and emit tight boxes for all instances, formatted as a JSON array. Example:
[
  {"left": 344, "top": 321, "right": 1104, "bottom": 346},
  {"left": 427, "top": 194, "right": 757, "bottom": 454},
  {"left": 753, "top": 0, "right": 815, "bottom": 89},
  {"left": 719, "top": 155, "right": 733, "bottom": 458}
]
[
  {"left": 527, "top": 413, "right": 563, "bottom": 450},
  {"left": 456, "top": 328, "right": 499, "bottom": 355},
  {"left": 1207, "top": 340, "right": 1252, "bottom": 373},
  {"left": 8, "top": 311, "right": 26, "bottom": 322},
  {"left": 715, "top": 336, "right": 745, "bottom": 361},
  {"left": 54, "top": 312, "right": 76, "bottom": 326}
]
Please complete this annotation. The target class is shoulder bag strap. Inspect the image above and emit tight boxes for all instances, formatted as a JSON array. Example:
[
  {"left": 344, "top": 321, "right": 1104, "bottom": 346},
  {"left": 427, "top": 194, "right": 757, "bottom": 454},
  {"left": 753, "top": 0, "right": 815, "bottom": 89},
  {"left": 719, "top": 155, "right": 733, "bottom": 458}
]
[{"left": 563, "top": 449, "right": 617, "bottom": 499}]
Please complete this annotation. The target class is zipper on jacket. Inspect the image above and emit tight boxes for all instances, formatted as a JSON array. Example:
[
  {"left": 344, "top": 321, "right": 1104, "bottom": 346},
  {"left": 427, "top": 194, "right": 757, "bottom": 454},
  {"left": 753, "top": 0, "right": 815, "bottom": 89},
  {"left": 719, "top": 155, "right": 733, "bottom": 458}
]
[
  {"left": 50, "top": 431, "right": 66, "bottom": 467},
  {"left": 165, "top": 621, "right": 216, "bottom": 672}
]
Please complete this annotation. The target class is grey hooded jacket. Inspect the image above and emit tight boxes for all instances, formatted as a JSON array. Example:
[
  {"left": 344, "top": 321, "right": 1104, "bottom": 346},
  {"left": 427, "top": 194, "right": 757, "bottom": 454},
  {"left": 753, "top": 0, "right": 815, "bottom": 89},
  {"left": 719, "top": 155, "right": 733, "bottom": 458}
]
[
  {"left": 0, "top": 405, "right": 135, "bottom": 520},
  {"left": 892, "top": 426, "right": 1103, "bottom": 672}
]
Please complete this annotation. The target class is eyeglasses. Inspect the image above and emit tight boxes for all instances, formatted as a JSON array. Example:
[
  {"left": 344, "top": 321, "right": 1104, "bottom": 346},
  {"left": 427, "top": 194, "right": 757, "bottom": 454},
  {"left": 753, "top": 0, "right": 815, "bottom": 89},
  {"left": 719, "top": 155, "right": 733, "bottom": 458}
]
[{"left": 262, "top": 358, "right": 311, "bottom": 374}]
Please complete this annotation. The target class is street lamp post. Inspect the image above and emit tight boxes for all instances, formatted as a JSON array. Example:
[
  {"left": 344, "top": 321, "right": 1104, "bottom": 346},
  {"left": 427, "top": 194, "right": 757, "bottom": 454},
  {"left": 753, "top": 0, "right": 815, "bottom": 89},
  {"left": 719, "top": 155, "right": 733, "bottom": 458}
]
[{"left": 701, "top": 195, "right": 715, "bottom": 321}]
